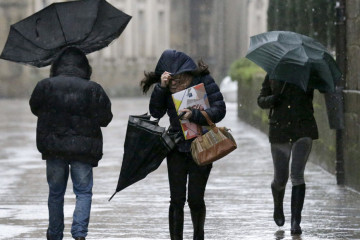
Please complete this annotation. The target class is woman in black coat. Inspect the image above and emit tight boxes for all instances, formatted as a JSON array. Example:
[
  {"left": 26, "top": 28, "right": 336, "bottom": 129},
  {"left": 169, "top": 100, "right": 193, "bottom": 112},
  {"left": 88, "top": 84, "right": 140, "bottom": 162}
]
[
  {"left": 141, "top": 49, "right": 226, "bottom": 240},
  {"left": 29, "top": 47, "right": 112, "bottom": 240},
  {"left": 257, "top": 74, "right": 318, "bottom": 235}
]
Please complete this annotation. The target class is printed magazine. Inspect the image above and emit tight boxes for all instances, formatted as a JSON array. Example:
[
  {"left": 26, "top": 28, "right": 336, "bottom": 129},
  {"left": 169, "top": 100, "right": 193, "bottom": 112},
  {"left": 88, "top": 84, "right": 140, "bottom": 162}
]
[{"left": 172, "top": 83, "right": 210, "bottom": 140}]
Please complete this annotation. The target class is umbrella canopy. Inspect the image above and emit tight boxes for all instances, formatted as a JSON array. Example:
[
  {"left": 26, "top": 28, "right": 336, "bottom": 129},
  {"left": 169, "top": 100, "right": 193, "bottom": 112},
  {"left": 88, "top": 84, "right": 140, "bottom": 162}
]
[
  {"left": 109, "top": 114, "right": 181, "bottom": 201},
  {"left": 246, "top": 31, "right": 342, "bottom": 92},
  {"left": 0, "top": 0, "right": 131, "bottom": 67}
]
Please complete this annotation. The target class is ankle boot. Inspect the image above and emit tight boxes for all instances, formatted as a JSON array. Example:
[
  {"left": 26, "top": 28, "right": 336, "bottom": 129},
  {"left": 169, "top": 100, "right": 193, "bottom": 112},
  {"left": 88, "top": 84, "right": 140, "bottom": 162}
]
[
  {"left": 291, "top": 184, "right": 306, "bottom": 235},
  {"left": 271, "top": 183, "right": 285, "bottom": 226},
  {"left": 190, "top": 206, "right": 206, "bottom": 240},
  {"left": 169, "top": 205, "right": 184, "bottom": 240}
]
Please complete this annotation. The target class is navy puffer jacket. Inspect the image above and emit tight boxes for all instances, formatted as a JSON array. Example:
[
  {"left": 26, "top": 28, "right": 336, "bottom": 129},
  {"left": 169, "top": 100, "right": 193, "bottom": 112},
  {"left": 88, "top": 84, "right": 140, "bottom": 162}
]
[{"left": 149, "top": 50, "right": 226, "bottom": 152}]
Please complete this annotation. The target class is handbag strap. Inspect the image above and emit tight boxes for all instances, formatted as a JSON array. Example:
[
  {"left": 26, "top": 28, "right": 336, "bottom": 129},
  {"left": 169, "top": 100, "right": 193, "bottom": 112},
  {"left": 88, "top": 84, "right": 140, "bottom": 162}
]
[{"left": 200, "top": 111, "right": 218, "bottom": 133}]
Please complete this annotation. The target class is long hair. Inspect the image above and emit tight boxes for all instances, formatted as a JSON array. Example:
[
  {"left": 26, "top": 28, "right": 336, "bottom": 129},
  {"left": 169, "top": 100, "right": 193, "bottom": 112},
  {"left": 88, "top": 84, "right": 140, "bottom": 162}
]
[
  {"left": 50, "top": 47, "right": 92, "bottom": 80},
  {"left": 140, "top": 59, "right": 210, "bottom": 94}
]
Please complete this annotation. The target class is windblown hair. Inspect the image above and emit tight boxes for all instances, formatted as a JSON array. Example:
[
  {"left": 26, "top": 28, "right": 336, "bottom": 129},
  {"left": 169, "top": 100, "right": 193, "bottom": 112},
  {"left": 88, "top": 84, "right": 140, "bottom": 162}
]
[
  {"left": 140, "top": 59, "right": 210, "bottom": 94},
  {"left": 50, "top": 47, "right": 92, "bottom": 80}
]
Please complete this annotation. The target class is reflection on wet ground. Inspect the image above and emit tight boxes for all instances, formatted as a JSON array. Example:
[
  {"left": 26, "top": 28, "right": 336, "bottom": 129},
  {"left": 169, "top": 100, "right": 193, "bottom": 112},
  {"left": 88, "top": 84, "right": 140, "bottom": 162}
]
[{"left": 0, "top": 98, "right": 359, "bottom": 240}]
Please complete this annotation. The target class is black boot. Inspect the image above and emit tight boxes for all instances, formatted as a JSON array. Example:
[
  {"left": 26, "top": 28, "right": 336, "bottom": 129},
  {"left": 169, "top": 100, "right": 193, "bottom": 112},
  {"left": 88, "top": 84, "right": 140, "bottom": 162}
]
[
  {"left": 291, "top": 184, "right": 306, "bottom": 235},
  {"left": 271, "top": 182, "right": 285, "bottom": 226},
  {"left": 169, "top": 205, "right": 184, "bottom": 240},
  {"left": 190, "top": 206, "right": 206, "bottom": 240}
]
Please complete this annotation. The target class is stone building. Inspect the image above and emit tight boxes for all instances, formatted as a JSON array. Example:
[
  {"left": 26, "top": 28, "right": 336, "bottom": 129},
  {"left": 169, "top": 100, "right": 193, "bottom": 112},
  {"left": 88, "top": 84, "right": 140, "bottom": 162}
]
[
  {"left": 0, "top": 0, "right": 42, "bottom": 97},
  {"left": 169, "top": 0, "right": 268, "bottom": 83},
  {"left": 0, "top": 0, "right": 171, "bottom": 97},
  {"left": 0, "top": 0, "right": 269, "bottom": 97},
  {"left": 89, "top": 0, "right": 171, "bottom": 96}
]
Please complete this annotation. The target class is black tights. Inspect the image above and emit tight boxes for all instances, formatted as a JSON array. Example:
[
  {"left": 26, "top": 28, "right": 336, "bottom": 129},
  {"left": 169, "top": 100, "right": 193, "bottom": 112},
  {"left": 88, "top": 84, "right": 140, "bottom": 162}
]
[{"left": 167, "top": 149, "right": 212, "bottom": 211}]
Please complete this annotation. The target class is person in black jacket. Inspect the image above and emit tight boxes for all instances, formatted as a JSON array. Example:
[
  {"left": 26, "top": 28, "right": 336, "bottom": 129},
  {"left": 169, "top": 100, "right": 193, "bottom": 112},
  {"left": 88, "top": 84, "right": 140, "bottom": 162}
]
[
  {"left": 141, "top": 49, "right": 226, "bottom": 240},
  {"left": 29, "top": 47, "right": 113, "bottom": 240},
  {"left": 257, "top": 74, "right": 318, "bottom": 235}
]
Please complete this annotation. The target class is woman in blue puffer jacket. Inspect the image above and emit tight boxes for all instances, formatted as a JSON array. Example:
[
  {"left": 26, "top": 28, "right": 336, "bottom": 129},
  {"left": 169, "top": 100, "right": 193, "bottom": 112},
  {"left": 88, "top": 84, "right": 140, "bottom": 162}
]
[{"left": 141, "top": 49, "right": 226, "bottom": 240}]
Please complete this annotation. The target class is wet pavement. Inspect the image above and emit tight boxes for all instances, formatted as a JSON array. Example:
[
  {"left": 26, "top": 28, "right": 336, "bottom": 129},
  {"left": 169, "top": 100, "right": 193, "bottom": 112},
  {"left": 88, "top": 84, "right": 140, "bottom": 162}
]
[{"left": 0, "top": 98, "right": 360, "bottom": 240}]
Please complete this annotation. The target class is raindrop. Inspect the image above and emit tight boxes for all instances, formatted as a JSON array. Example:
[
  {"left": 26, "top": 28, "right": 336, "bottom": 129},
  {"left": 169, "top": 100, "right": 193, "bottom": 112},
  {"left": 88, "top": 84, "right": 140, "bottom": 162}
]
[{"left": 312, "top": 8, "right": 315, "bottom": 12}]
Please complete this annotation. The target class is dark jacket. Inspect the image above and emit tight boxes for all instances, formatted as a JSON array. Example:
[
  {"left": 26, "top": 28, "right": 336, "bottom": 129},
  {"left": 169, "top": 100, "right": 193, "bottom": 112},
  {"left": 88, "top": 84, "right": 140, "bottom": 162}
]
[
  {"left": 257, "top": 74, "right": 318, "bottom": 143},
  {"left": 29, "top": 73, "right": 112, "bottom": 167},
  {"left": 149, "top": 50, "right": 226, "bottom": 152}
]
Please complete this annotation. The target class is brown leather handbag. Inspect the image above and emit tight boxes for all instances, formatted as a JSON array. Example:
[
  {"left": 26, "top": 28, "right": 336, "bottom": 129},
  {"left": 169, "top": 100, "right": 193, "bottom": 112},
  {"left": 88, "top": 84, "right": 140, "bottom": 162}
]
[{"left": 191, "top": 111, "right": 237, "bottom": 166}]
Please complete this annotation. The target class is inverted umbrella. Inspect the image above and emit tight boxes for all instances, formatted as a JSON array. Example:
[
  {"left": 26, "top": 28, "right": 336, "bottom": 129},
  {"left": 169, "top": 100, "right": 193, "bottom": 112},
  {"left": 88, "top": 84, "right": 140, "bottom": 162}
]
[
  {"left": 246, "top": 31, "right": 342, "bottom": 93},
  {"left": 109, "top": 114, "right": 181, "bottom": 201},
  {"left": 0, "top": 0, "right": 131, "bottom": 67}
]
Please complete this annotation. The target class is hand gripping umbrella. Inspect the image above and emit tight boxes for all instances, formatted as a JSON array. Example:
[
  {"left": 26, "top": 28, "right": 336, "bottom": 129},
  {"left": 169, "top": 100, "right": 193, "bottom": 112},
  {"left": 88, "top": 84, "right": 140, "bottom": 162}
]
[
  {"left": 0, "top": 0, "right": 131, "bottom": 67},
  {"left": 109, "top": 114, "right": 182, "bottom": 201},
  {"left": 246, "top": 31, "right": 342, "bottom": 93}
]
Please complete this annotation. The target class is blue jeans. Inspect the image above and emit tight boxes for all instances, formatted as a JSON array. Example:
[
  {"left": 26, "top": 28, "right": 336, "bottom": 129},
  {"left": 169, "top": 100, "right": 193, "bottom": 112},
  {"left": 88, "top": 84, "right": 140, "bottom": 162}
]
[{"left": 46, "top": 159, "right": 93, "bottom": 240}]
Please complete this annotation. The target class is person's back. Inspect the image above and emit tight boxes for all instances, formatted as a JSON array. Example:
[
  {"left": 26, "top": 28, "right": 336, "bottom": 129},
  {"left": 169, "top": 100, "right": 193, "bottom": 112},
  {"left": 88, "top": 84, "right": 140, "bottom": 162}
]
[
  {"left": 29, "top": 47, "right": 112, "bottom": 240},
  {"left": 30, "top": 47, "right": 112, "bottom": 166}
]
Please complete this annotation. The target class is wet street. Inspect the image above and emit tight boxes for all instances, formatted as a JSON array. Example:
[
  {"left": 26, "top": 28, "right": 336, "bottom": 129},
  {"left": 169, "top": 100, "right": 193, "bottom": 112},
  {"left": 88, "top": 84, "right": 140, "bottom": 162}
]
[{"left": 0, "top": 98, "right": 360, "bottom": 240}]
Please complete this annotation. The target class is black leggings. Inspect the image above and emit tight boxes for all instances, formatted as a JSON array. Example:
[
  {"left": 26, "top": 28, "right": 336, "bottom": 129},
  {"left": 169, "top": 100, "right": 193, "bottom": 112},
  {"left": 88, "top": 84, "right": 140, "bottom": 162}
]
[{"left": 167, "top": 149, "right": 212, "bottom": 210}]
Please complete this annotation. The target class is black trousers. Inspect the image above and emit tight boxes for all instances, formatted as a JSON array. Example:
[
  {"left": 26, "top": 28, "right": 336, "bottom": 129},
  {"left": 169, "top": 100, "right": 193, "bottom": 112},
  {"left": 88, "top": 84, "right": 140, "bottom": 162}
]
[{"left": 167, "top": 149, "right": 212, "bottom": 210}]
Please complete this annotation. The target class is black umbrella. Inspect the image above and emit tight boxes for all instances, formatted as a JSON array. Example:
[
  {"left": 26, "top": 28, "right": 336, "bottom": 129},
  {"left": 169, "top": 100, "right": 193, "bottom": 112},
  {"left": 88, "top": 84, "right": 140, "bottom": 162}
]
[
  {"left": 109, "top": 114, "right": 181, "bottom": 201},
  {"left": 0, "top": 0, "right": 131, "bottom": 67},
  {"left": 246, "top": 31, "right": 342, "bottom": 93}
]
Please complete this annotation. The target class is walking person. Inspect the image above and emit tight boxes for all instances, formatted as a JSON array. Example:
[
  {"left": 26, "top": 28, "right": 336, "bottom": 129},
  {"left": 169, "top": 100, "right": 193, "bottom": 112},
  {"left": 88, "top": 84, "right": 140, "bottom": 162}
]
[
  {"left": 29, "top": 47, "right": 113, "bottom": 240},
  {"left": 257, "top": 74, "right": 318, "bottom": 235},
  {"left": 141, "top": 49, "right": 226, "bottom": 240}
]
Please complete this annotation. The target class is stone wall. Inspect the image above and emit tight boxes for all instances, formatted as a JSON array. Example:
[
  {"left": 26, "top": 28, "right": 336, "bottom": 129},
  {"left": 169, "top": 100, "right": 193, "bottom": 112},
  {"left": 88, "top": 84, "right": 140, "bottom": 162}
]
[{"left": 343, "top": 0, "right": 360, "bottom": 191}]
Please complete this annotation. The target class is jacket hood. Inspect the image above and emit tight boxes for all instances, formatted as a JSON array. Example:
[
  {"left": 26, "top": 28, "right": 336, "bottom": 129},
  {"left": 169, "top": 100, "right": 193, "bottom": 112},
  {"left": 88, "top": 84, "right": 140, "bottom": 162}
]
[
  {"left": 50, "top": 47, "right": 92, "bottom": 80},
  {"left": 154, "top": 49, "right": 197, "bottom": 76}
]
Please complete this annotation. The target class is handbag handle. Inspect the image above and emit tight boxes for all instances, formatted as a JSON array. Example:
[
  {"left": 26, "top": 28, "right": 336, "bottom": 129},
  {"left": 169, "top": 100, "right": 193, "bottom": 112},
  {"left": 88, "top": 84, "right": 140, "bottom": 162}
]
[
  {"left": 200, "top": 111, "right": 218, "bottom": 133},
  {"left": 196, "top": 111, "right": 218, "bottom": 139}
]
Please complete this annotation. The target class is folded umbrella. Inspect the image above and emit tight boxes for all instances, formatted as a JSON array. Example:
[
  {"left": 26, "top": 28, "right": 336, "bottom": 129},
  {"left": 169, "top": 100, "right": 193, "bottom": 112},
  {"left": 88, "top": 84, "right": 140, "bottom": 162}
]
[
  {"left": 0, "top": 0, "right": 131, "bottom": 67},
  {"left": 109, "top": 114, "right": 181, "bottom": 201},
  {"left": 246, "top": 31, "right": 342, "bottom": 93}
]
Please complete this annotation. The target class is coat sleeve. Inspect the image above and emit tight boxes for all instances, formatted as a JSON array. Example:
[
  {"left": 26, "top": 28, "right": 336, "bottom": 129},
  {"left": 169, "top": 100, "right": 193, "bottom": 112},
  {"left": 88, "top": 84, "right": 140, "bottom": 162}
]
[
  {"left": 257, "top": 74, "right": 277, "bottom": 109},
  {"left": 91, "top": 84, "right": 113, "bottom": 127},
  {"left": 189, "top": 75, "right": 226, "bottom": 125},
  {"left": 29, "top": 80, "right": 46, "bottom": 116},
  {"left": 149, "top": 83, "right": 170, "bottom": 119}
]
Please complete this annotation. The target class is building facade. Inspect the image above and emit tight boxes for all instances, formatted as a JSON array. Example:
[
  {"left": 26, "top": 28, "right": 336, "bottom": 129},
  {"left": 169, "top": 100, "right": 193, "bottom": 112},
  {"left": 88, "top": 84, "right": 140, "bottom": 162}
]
[
  {"left": 0, "top": 0, "right": 268, "bottom": 97},
  {"left": 168, "top": 0, "right": 268, "bottom": 83},
  {"left": 0, "top": 0, "right": 171, "bottom": 97}
]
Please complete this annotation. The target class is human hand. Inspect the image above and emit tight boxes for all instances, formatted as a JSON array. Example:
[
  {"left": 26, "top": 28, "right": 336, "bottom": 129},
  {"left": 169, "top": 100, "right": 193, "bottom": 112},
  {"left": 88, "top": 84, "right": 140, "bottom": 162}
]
[
  {"left": 161, "top": 71, "right": 171, "bottom": 88},
  {"left": 191, "top": 104, "right": 204, "bottom": 111},
  {"left": 179, "top": 108, "right": 192, "bottom": 120},
  {"left": 272, "top": 94, "right": 283, "bottom": 106}
]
